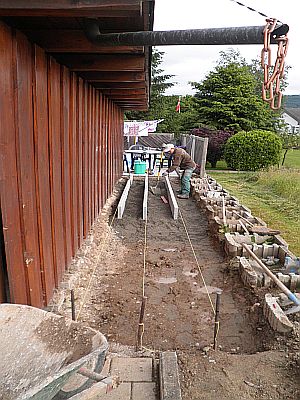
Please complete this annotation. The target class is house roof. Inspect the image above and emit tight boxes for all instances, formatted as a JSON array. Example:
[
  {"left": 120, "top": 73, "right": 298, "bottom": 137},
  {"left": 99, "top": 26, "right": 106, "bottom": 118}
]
[
  {"left": 284, "top": 108, "right": 300, "bottom": 124},
  {"left": 0, "top": 0, "right": 154, "bottom": 111}
]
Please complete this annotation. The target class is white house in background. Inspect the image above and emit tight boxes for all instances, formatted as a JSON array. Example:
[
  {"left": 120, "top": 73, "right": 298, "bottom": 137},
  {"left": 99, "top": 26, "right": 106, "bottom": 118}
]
[{"left": 282, "top": 108, "right": 300, "bottom": 133}]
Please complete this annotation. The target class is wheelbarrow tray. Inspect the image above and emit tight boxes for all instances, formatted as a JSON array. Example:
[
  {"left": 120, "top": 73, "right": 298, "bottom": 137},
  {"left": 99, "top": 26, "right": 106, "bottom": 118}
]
[{"left": 0, "top": 304, "right": 108, "bottom": 400}]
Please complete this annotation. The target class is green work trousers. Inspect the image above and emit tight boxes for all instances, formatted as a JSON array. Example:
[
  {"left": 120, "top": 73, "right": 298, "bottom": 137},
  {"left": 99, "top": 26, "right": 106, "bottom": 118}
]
[{"left": 181, "top": 168, "right": 194, "bottom": 195}]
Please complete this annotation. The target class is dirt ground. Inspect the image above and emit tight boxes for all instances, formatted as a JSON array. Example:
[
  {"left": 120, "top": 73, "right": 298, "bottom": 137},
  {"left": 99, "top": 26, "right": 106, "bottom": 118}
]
[{"left": 51, "top": 177, "right": 300, "bottom": 400}]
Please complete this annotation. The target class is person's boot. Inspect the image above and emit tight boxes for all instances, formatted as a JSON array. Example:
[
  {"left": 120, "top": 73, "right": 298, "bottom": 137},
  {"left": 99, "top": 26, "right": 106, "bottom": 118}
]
[{"left": 177, "top": 193, "right": 189, "bottom": 199}]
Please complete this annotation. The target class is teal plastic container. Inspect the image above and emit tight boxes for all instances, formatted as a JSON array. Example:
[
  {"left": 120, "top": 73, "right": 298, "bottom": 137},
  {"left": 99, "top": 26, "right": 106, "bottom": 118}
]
[{"left": 134, "top": 160, "right": 147, "bottom": 174}]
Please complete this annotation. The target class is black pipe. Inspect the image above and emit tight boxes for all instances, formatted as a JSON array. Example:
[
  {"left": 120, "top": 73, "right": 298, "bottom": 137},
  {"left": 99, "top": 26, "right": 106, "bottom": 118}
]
[
  {"left": 84, "top": 19, "right": 288, "bottom": 47},
  {"left": 71, "top": 289, "right": 76, "bottom": 321}
]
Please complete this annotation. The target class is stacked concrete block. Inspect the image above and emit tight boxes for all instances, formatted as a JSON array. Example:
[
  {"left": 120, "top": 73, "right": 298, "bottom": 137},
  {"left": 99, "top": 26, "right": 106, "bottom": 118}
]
[
  {"left": 263, "top": 294, "right": 294, "bottom": 333},
  {"left": 239, "top": 256, "right": 300, "bottom": 290},
  {"left": 225, "top": 232, "right": 289, "bottom": 258},
  {"left": 197, "top": 175, "right": 298, "bottom": 334},
  {"left": 239, "top": 257, "right": 262, "bottom": 287},
  {"left": 209, "top": 213, "right": 266, "bottom": 239},
  {"left": 206, "top": 204, "right": 252, "bottom": 222}
]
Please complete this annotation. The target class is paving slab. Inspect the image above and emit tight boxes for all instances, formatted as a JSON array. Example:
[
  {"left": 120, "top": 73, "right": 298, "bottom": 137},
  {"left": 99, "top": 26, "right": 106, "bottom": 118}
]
[
  {"left": 110, "top": 357, "right": 153, "bottom": 382},
  {"left": 132, "top": 382, "right": 157, "bottom": 400},
  {"left": 101, "top": 383, "right": 131, "bottom": 400}
]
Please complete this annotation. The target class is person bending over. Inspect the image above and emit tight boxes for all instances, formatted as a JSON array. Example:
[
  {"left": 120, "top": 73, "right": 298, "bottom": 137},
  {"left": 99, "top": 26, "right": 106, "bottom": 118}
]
[{"left": 162, "top": 144, "right": 196, "bottom": 199}]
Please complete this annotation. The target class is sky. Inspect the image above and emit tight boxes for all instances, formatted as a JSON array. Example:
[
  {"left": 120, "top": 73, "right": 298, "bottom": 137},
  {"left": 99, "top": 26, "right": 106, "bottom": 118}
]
[{"left": 153, "top": 0, "right": 299, "bottom": 96}]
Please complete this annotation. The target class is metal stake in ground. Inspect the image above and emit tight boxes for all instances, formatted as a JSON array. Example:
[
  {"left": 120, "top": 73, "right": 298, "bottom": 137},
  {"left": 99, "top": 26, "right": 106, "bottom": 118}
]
[
  {"left": 136, "top": 296, "right": 147, "bottom": 351},
  {"left": 71, "top": 289, "right": 76, "bottom": 321},
  {"left": 213, "top": 291, "right": 221, "bottom": 350}
]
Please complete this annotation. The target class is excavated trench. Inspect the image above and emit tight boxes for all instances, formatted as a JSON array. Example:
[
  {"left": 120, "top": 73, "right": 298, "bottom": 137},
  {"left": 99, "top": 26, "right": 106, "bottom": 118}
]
[
  {"left": 107, "top": 179, "right": 267, "bottom": 354},
  {"left": 50, "top": 177, "right": 300, "bottom": 400}
]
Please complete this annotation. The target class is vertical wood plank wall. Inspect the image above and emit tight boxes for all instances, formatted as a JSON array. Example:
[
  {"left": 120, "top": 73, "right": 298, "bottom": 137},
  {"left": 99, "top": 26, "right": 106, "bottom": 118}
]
[{"left": 0, "top": 22, "right": 124, "bottom": 307}]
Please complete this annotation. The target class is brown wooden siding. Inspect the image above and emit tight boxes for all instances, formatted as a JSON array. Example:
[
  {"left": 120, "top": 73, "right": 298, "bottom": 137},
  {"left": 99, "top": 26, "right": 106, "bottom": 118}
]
[{"left": 0, "top": 21, "right": 124, "bottom": 307}]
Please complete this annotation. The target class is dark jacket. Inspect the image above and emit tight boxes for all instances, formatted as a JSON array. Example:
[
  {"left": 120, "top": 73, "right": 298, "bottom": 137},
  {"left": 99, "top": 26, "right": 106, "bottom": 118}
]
[{"left": 167, "top": 148, "right": 196, "bottom": 172}]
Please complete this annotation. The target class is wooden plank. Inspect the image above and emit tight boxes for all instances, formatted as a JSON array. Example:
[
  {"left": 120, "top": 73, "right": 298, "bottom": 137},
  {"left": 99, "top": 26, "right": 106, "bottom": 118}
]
[
  {"left": 32, "top": 45, "right": 56, "bottom": 303},
  {"left": 0, "top": 22, "right": 29, "bottom": 304},
  {"left": 143, "top": 175, "right": 149, "bottom": 221},
  {"left": 69, "top": 73, "right": 78, "bottom": 256},
  {"left": 102, "top": 97, "right": 108, "bottom": 204},
  {"left": 77, "top": 78, "right": 84, "bottom": 246},
  {"left": 82, "top": 82, "right": 89, "bottom": 237},
  {"left": 0, "top": 9, "right": 140, "bottom": 17},
  {"left": 15, "top": 31, "right": 44, "bottom": 307},
  {"left": 61, "top": 66, "right": 72, "bottom": 267},
  {"left": 0, "top": 0, "right": 141, "bottom": 17},
  {"left": 117, "top": 177, "right": 133, "bottom": 219},
  {"left": 165, "top": 177, "right": 179, "bottom": 220},
  {"left": 53, "top": 54, "right": 145, "bottom": 72},
  {"left": 91, "top": 87, "right": 96, "bottom": 224},
  {"left": 80, "top": 71, "right": 146, "bottom": 83},
  {"left": 23, "top": 30, "right": 144, "bottom": 54},
  {"left": 99, "top": 88, "right": 146, "bottom": 96},
  {"left": 48, "top": 57, "right": 65, "bottom": 285},
  {"left": 93, "top": 82, "right": 146, "bottom": 89},
  {"left": 107, "top": 100, "right": 111, "bottom": 197},
  {"left": 99, "top": 93, "right": 105, "bottom": 210},
  {"left": 94, "top": 91, "right": 99, "bottom": 216}
]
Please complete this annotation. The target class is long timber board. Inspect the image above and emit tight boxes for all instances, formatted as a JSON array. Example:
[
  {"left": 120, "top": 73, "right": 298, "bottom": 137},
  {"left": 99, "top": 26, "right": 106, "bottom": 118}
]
[
  {"left": 117, "top": 174, "right": 133, "bottom": 219},
  {"left": 165, "top": 176, "right": 178, "bottom": 220},
  {"left": 143, "top": 174, "right": 148, "bottom": 221}
]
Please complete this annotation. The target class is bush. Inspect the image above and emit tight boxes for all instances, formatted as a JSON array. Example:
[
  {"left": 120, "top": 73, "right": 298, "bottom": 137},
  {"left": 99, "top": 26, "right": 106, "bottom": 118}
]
[
  {"left": 224, "top": 130, "right": 282, "bottom": 171},
  {"left": 191, "top": 127, "right": 233, "bottom": 168}
]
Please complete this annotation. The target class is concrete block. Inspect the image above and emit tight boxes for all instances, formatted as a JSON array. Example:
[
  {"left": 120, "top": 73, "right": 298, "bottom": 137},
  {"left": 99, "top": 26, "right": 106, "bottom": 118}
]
[
  {"left": 102, "top": 383, "right": 131, "bottom": 400},
  {"left": 132, "top": 382, "right": 157, "bottom": 400},
  {"left": 289, "top": 273, "right": 298, "bottom": 292},
  {"left": 159, "top": 352, "right": 182, "bottom": 400},
  {"left": 263, "top": 294, "right": 293, "bottom": 333},
  {"left": 239, "top": 257, "right": 258, "bottom": 287},
  {"left": 110, "top": 357, "right": 153, "bottom": 382},
  {"left": 274, "top": 235, "right": 288, "bottom": 249},
  {"left": 263, "top": 274, "right": 272, "bottom": 288}
]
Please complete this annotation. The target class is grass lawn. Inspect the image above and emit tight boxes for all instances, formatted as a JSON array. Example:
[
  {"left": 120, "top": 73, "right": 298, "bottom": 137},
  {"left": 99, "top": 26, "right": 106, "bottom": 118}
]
[
  {"left": 209, "top": 170, "right": 300, "bottom": 256},
  {"left": 207, "top": 149, "right": 300, "bottom": 170},
  {"left": 283, "top": 148, "right": 300, "bottom": 168}
]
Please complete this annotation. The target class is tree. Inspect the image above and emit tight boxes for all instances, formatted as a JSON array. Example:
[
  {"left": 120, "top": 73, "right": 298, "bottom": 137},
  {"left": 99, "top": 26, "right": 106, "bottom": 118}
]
[{"left": 189, "top": 49, "right": 280, "bottom": 133}]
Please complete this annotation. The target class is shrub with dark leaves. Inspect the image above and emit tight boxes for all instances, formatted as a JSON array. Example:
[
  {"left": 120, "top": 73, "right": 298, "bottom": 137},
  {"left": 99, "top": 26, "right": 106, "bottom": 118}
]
[{"left": 191, "top": 127, "right": 233, "bottom": 168}]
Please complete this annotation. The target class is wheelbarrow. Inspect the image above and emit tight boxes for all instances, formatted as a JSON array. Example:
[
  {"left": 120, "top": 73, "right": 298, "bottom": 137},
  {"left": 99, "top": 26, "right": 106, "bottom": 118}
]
[{"left": 0, "top": 304, "right": 111, "bottom": 400}]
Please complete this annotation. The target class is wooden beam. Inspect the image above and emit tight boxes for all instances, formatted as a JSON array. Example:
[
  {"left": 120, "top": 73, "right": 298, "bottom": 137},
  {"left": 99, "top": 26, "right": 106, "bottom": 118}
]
[
  {"left": 52, "top": 54, "right": 145, "bottom": 72},
  {"left": 92, "top": 81, "right": 146, "bottom": 89},
  {"left": 165, "top": 177, "right": 179, "bottom": 220},
  {"left": 81, "top": 71, "right": 146, "bottom": 82},
  {"left": 99, "top": 88, "right": 146, "bottom": 96},
  {"left": 23, "top": 30, "right": 144, "bottom": 54},
  {"left": 0, "top": 1, "right": 142, "bottom": 17}
]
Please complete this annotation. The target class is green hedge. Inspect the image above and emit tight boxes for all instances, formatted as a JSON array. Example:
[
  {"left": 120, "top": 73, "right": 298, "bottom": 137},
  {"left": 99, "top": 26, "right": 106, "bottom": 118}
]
[{"left": 224, "top": 130, "right": 282, "bottom": 171}]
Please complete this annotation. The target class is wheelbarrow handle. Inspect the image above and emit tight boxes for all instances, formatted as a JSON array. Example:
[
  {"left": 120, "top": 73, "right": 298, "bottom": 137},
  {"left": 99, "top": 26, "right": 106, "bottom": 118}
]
[{"left": 78, "top": 367, "right": 107, "bottom": 382}]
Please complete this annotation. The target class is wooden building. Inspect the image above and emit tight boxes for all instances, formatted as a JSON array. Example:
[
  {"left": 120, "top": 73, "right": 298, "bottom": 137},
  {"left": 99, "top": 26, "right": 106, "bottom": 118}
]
[{"left": 0, "top": 1, "right": 154, "bottom": 307}]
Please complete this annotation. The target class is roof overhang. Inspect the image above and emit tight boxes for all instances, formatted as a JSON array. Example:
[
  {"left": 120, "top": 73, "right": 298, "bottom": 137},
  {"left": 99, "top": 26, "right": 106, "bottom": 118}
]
[{"left": 0, "top": 0, "right": 155, "bottom": 110}]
